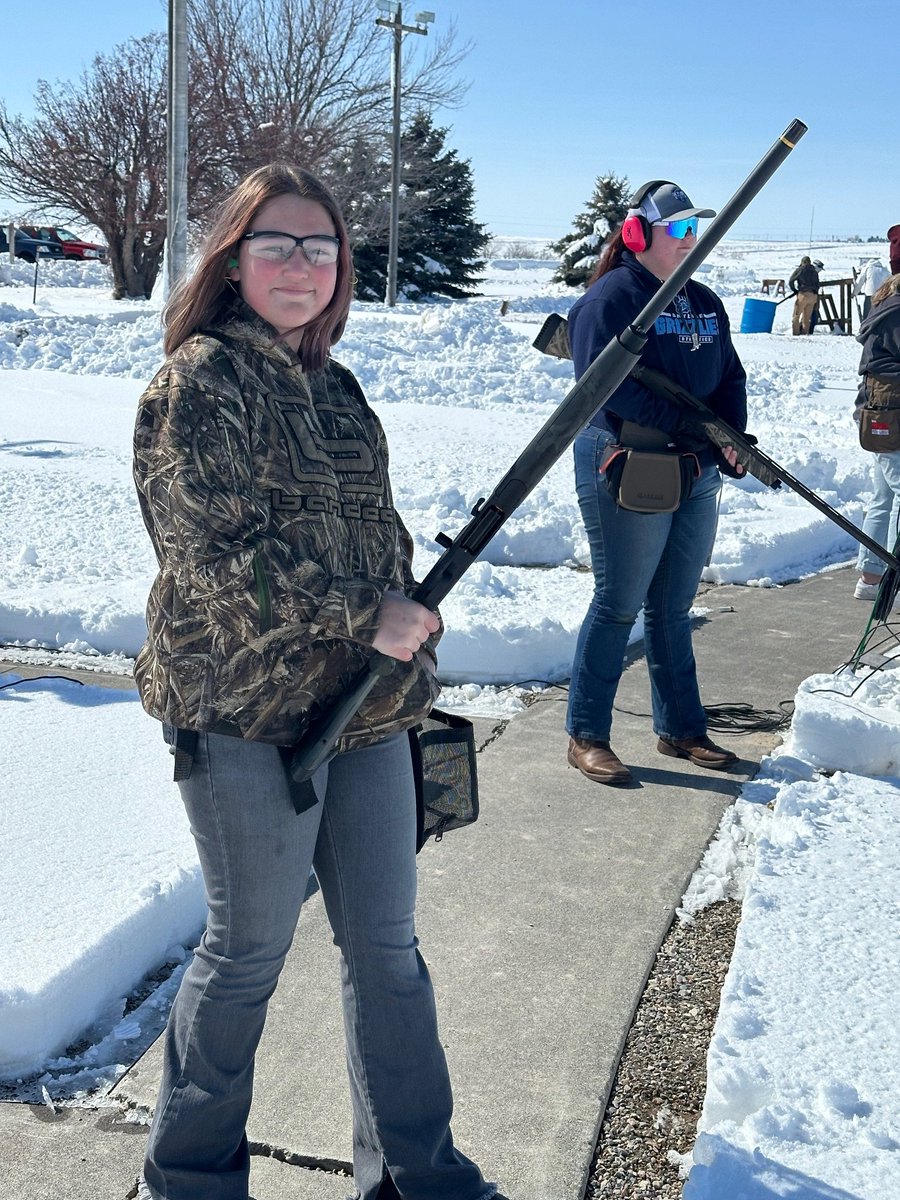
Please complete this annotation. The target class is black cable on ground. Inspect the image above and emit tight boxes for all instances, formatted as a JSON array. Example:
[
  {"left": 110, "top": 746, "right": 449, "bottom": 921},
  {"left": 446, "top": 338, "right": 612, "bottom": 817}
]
[
  {"left": 496, "top": 678, "right": 564, "bottom": 693},
  {"left": 702, "top": 701, "right": 794, "bottom": 733},
  {"left": 612, "top": 699, "right": 793, "bottom": 733},
  {"left": 505, "top": 680, "right": 797, "bottom": 731},
  {"left": 0, "top": 674, "right": 85, "bottom": 693}
]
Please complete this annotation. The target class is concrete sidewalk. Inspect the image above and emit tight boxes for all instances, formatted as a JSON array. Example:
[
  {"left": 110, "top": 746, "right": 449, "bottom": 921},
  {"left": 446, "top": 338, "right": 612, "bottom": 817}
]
[{"left": 0, "top": 567, "right": 872, "bottom": 1200}]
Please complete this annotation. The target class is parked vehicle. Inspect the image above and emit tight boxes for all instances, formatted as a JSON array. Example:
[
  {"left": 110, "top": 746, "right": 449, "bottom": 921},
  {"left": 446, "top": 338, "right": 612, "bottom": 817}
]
[
  {"left": 19, "top": 225, "right": 107, "bottom": 262},
  {"left": 0, "top": 228, "right": 66, "bottom": 263}
]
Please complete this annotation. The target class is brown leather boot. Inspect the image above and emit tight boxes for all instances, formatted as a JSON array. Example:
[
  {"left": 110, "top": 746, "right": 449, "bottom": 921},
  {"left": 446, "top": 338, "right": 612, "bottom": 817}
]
[
  {"left": 567, "top": 737, "right": 633, "bottom": 785},
  {"left": 657, "top": 734, "right": 738, "bottom": 770}
]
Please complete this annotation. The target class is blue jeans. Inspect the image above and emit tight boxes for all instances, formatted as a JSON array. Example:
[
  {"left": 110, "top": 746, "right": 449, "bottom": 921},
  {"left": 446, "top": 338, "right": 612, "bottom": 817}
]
[
  {"left": 856, "top": 454, "right": 900, "bottom": 576},
  {"left": 143, "top": 731, "right": 492, "bottom": 1200},
  {"left": 566, "top": 427, "right": 722, "bottom": 744}
]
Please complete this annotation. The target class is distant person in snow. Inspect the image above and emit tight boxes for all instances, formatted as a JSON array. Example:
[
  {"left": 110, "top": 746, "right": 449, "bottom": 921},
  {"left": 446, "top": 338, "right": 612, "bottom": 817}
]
[
  {"left": 788, "top": 255, "right": 820, "bottom": 335},
  {"left": 853, "top": 258, "right": 890, "bottom": 321},
  {"left": 564, "top": 179, "right": 747, "bottom": 787},
  {"left": 809, "top": 259, "right": 825, "bottom": 333},
  {"left": 130, "top": 164, "right": 500, "bottom": 1200},
  {"left": 888, "top": 225, "right": 900, "bottom": 276},
  {"left": 852, "top": 273, "right": 900, "bottom": 602}
]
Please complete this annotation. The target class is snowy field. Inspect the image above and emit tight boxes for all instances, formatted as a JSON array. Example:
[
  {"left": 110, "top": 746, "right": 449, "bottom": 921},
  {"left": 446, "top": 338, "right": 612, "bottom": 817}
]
[{"left": 2, "top": 239, "right": 899, "bottom": 1197}]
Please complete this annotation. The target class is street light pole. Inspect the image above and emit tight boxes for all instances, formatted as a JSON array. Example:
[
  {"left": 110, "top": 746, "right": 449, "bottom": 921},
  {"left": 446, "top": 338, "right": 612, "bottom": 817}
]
[
  {"left": 375, "top": 3, "right": 434, "bottom": 307},
  {"left": 167, "top": 0, "right": 189, "bottom": 292}
]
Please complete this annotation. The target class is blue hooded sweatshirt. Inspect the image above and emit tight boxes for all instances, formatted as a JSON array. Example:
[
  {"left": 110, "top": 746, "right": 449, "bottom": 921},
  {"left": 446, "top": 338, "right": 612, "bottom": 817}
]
[{"left": 567, "top": 250, "right": 747, "bottom": 457}]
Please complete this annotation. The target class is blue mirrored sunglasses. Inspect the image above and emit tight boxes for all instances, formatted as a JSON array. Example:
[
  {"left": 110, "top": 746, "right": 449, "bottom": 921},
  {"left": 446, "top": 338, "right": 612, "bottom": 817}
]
[
  {"left": 242, "top": 230, "right": 340, "bottom": 265},
  {"left": 654, "top": 216, "right": 700, "bottom": 240}
]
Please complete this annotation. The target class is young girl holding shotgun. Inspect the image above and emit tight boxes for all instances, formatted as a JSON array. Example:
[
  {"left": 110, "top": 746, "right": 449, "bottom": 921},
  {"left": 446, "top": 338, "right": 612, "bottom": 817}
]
[{"left": 132, "top": 163, "right": 501, "bottom": 1200}]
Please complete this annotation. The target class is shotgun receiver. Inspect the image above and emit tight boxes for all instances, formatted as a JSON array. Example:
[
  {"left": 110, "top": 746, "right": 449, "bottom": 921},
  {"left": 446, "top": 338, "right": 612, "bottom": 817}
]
[{"left": 532, "top": 311, "right": 900, "bottom": 574}]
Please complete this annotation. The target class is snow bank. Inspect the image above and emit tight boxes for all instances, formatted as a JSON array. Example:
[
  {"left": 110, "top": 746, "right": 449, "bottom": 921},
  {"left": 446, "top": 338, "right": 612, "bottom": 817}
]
[
  {"left": 0, "top": 675, "right": 205, "bottom": 1080},
  {"left": 681, "top": 653, "right": 900, "bottom": 1198}
]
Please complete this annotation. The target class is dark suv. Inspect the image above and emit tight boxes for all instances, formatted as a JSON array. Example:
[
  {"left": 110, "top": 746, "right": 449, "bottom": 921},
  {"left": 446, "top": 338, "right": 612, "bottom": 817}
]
[
  {"left": 19, "top": 225, "right": 107, "bottom": 262},
  {"left": 0, "top": 228, "right": 66, "bottom": 263}
]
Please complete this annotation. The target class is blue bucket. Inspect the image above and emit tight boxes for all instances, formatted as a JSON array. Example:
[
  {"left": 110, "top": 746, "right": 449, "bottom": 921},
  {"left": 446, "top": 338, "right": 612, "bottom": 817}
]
[{"left": 740, "top": 297, "right": 777, "bottom": 333}]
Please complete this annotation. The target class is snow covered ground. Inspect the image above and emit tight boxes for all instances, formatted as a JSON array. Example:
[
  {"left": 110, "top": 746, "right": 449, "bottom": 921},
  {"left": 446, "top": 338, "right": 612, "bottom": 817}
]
[{"left": 2, "top": 240, "right": 899, "bottom": 1196}]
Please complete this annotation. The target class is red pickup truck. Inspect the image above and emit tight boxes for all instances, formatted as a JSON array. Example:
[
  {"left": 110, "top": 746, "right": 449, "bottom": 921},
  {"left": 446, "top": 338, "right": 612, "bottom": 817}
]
[{"left": 20, "top": 225, "right": 107, "bottom": 262}]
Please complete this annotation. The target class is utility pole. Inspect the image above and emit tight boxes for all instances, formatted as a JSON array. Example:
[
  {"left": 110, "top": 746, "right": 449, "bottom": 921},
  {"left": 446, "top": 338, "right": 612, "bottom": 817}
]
[
  {"left": 375, "top": 3, "right": 434, "bottom": 307},
  {"left": 167, "top": 0, "right": 189, "bottom": 292}
]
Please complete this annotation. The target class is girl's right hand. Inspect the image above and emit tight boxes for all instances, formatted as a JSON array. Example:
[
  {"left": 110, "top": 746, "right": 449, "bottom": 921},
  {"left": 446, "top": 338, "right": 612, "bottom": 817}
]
[{"left": 372, "top": 591, "right": 441, "bottom": 662}]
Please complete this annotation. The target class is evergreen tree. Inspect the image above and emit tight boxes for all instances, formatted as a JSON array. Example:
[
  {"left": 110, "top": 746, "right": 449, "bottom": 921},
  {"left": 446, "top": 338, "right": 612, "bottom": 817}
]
[
  {"left": 329, "top": 135, "right": 392, "bottom": 300},
  {"left": 551, "top": 173, "right": 631, "bottom": 288},
  {"left": 353, "top": 111, "right": 489, "bottom": 301}
]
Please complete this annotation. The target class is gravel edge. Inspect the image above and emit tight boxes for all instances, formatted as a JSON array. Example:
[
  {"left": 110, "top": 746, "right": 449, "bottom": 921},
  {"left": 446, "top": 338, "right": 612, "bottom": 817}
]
[{"left": 586, "top": 899, "right": 742, "bottom": 1198}]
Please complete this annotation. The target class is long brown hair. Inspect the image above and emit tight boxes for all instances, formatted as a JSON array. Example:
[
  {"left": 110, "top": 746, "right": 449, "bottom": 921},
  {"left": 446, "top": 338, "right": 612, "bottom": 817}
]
[
  {"left": 163, "top": 164, "right": 354, "bottom": 369},
  {"left": 586, "top": 229, "right": 628, "bottom": 286},
  {"left": 871, "top": 273, "right": 900, "bottom": 309}
]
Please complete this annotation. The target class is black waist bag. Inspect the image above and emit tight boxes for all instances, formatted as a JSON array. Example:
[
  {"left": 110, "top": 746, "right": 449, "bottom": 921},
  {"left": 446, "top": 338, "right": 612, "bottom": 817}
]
[
  {"left": 409, "top": 709, "right": 479, "bottom": 852},
  {"left": 600, "top": 444, "right": 699, "bottom": 513}
]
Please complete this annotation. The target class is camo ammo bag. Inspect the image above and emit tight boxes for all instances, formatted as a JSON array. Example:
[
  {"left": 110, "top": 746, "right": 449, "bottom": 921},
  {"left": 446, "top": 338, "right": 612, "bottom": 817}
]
[{"left": 408, "top": 709, "right": 479, "bottom": 851}]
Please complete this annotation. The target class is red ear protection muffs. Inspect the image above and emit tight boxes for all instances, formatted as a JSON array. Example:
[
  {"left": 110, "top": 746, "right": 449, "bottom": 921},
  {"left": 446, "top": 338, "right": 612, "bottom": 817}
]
[
  {"left": 620, "top": 212, "right": 652, "bottom": 254},
  {"left": 621, "top": 179, "right": 675, "bottom": 253}
]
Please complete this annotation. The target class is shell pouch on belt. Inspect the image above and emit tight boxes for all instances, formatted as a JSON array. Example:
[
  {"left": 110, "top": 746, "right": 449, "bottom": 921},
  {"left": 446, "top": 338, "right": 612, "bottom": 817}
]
[
  {"left": 600, "top": 421, "right": 700, "bottom": 514},
  {"left": 408, "top": 709, "right": 479, "bottom": 852},
  {"left": 859, "top": 375, "right": 900, "bottom": 453}
]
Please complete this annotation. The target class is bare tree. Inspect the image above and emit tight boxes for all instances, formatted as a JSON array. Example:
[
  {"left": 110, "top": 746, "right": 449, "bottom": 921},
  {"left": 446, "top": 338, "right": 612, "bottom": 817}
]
[
  {"left": 188, "top": 0, "right": 470, "bottom": 207},
  {"left": 0, "top": 35, "right": 167, "bottom": 299},
  {"left": 0, "top": 1, "right": 470, "bottom": 299}
]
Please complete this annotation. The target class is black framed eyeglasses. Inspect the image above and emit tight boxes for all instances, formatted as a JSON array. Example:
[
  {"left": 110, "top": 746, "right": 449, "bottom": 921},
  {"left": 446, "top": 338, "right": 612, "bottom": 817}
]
[{"left": 241, "top": 230, "right": 341, "bottom": 266}]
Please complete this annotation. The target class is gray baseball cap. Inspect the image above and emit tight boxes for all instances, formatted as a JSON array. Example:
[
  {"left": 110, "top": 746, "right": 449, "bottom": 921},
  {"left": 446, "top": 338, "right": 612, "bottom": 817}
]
[{"left": 639, "top": 182, "right": 716, "bottom": 224}]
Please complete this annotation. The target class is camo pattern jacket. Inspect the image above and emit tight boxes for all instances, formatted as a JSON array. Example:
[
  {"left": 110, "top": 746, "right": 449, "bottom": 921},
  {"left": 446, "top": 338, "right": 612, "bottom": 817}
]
[{"left": 133, "top": 306, "right": 440, "bottom": 750}]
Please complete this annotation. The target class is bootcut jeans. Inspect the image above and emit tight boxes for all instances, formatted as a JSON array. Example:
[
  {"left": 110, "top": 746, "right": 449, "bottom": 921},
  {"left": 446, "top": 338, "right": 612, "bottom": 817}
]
[
  {"left": 142, "top": 729, "right": 494, "bottom": 1200},
  {"left": 566, "top": 425, "right": 722, "bottom": 745}
]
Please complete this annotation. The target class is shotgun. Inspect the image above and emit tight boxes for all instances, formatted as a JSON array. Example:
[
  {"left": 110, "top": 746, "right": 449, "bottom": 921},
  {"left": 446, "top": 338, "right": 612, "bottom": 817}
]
[{"left": 289, "top": 119, "right": 809, "bottom": 784}]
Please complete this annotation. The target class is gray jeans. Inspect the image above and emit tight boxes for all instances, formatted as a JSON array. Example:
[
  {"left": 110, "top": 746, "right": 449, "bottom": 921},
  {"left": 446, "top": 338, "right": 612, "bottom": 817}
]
[{"left": 143, "top": 730, "right": 492, "bottom": 1200}]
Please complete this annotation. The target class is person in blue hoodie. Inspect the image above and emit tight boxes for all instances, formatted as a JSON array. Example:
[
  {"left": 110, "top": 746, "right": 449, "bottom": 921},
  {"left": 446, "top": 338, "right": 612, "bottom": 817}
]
[{"left": 565, "top": 180, "right": 748, "bottom": 787}]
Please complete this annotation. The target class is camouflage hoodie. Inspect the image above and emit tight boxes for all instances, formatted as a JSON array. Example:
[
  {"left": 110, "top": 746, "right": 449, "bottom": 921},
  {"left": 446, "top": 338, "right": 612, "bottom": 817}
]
[{"left": 133, "top": 301, "right": 440, "bottom": 750}]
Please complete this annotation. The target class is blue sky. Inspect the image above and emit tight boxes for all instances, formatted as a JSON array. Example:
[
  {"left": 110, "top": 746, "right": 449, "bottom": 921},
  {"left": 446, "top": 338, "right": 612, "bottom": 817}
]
[{"left": 1, "top": 0, "right": 893, "bottom": 241}]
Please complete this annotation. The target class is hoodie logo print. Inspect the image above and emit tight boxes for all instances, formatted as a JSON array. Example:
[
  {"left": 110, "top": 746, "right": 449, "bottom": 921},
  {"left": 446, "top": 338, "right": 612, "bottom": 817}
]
[
  {"left": 264, "top": 394, "right": 383, "bottom": 496},
  {"left": 655, "top": 294, "right": 719, "bottom": 347}
]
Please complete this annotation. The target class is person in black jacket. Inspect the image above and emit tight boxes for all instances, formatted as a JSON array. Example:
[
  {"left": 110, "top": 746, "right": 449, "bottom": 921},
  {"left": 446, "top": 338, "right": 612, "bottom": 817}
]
[
  {"left": 565, "top": 180, "right": 746, "bottom": 787},
  {"left": 788, "top": 256, "right": 820, "bottom": 335},
  {"left": 853, "top": 274, "right": 900, "bottom": 601}
]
